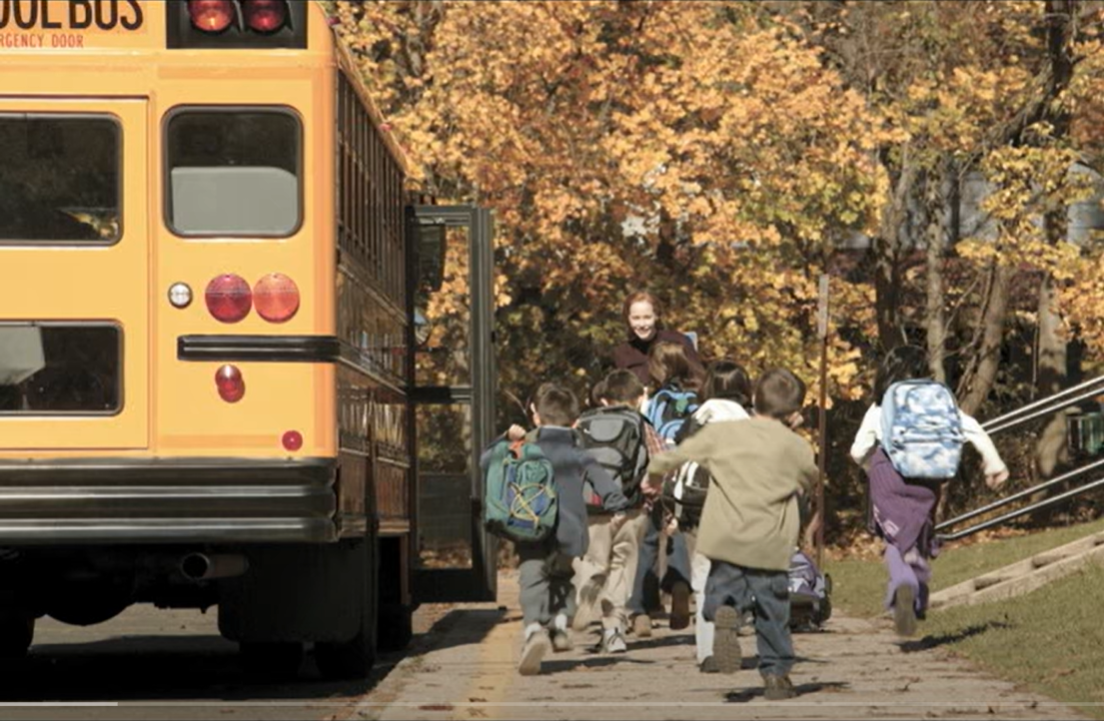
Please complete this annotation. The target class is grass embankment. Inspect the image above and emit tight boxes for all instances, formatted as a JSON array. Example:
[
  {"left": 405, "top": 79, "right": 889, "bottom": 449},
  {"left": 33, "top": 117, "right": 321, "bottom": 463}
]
[{"left": 824, "top": 517, "right": 1104, "bottom": 716}]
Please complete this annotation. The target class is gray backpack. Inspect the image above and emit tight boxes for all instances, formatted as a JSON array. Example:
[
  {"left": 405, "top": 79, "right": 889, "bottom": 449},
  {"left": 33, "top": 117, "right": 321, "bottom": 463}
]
[{"left": 576, "top": 406, "right": 649, "bottom": 507}]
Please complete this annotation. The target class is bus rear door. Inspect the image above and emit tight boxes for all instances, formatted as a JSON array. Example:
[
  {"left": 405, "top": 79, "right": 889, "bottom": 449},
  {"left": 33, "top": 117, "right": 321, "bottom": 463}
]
[
  {"left": 0, "top": 100, "right": 149, "bottom": 451},
  {"left": 409, "top": 205, "right": 497, "bottom": 603}
]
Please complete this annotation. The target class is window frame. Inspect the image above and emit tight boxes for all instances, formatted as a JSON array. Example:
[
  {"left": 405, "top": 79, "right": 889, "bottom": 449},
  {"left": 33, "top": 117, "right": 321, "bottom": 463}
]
[
  {"left": 0, "top": 112, "right": 124, "bottom": 248},
  {"left": 162, "top": 105, "right": 305, "bottom": 239},
  {"left": 0, "top": 321, "right": 125, "bottom": 417}
]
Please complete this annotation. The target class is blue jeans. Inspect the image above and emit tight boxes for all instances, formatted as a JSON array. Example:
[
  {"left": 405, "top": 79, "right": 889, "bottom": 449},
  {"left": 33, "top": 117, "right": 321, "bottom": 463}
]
[
  {"left": 703, "top": 561, "right": 794, "bottom": 677},
  {"left": 627, "top": 504, "right": 692, "bottom": 616}
]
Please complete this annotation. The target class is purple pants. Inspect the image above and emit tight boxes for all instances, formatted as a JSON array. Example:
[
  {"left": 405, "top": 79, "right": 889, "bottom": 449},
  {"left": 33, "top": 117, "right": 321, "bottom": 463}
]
[
  {"left": 883, "top": 544, "right": 931, "bottom": 613},
  {"left": 868, "top": 450, "right": 939, "bottom": 614}
]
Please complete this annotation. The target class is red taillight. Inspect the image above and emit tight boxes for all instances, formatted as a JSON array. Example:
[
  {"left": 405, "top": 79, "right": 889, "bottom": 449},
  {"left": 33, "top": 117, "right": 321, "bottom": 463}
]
[
  {"left": 242, "top": 0, "right": 287, "bottom": 33},
  {"left": 205, "top": 274, "right": 252, "bottom": 323},
  {"left": 215, "top": 365, "right": 245, "bottom": 403},
  {"left": 188, "top": 0, "right": 235, "bottom": 33},
  {"left": 253, "top": 273, "right": 300, "bottom": 323},
  {"left": 282, "top": 431, "right": 303, "bottom": 451}
]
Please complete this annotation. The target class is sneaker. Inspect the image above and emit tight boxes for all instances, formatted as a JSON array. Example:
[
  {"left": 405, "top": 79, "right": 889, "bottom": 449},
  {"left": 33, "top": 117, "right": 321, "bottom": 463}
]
[
  {"left": 763, "top": 673, "right": 797, "bottom": 700},
  {"left": 601, "top": 629, "right": 627, "bottom": 654},
  {"left": 631, "top": 613, "right": 652, "bottom": 638},
  {"left": 893, "top": 586, "right": 918, "bottom": 638},
  {"left": 518, "top": 629, "right": 551, "bottom": 676},
  {"left": 551, "top": 629, "right": 573, "bottom": 652},
  {"left": 669, "top": 581, "right": 691, "bottom": 631},
  {"left": 713, "top": 606, "right": 742, "bottom": 674},
  {"left": 699, "top": 656, "right": 719, "bottom": 673}
]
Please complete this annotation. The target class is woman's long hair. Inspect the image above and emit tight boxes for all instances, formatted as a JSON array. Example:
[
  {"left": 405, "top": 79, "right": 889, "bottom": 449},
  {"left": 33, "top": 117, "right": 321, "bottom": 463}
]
[{"left": 648, "top": 340, "right": 702, "bottom": 391}]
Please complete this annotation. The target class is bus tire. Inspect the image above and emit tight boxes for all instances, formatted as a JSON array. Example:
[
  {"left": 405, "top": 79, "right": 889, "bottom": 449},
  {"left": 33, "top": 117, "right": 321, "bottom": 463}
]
[
  {"left": 0, "top": 613, "right": 33, "bottom": 661},
  {"left": 377, "top": 604, "right": 413, "bottom": 652},
  {"left": 240, "top": 641, "right": 303, "bottom": 681},
  {"left": 316, "top": 537, "right": 378, "bottom": 680},
  {"left": 315, "top": 626, "right": 376, "bottom": 680}
]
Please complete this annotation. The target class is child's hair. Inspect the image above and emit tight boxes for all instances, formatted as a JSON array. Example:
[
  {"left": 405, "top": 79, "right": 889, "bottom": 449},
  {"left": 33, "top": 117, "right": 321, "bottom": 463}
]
[
  {"left": 589, "top": 377, "right": 609, "bottom": 408},
  {"left": 701, "top": 359, "right": 751, "bottom": 406},
  {"left": 647, "top": 340, "right": 702, "bottom": 391},
  {"left": 753, "top": 368, "right": 807, "bottom": 419},
  {"left": 600, "top": 369, "right": 645, "bottom": 405},
  {"left": 532, "top": 382, "right": 580, "bottom": 427},
  {"left": 621, "top": 290, "right": 662, "bottom": 329},
  {"left": 873, "top": 345, "right": 929, "bottom": 400}
]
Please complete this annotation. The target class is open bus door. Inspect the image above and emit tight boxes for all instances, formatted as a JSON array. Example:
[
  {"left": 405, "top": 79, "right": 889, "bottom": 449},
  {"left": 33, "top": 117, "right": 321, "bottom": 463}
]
[{"left": 408, "top": 205, "right": 498, "bottom": 603}]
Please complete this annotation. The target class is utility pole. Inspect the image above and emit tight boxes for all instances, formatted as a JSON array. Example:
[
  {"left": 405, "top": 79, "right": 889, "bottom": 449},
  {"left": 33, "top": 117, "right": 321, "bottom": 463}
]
[{"left": 816, "top": 274, "right": 829, "bottom": 568}]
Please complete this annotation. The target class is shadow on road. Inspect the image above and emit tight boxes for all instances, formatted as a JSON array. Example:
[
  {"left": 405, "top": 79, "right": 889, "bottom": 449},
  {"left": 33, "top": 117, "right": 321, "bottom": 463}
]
[
  {"left": 899, "top": 621, "right": 1013, "bottom": 654},
  {"left": 724, "top": 681, "right": 850, "bottom": 703},
  {"left": 0, "top": 605, "right": 505, "bottom": 705}
]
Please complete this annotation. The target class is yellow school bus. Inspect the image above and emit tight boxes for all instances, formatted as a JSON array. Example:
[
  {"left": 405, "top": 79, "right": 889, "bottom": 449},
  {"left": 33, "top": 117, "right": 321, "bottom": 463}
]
[{"left": 0, "top": 0, "right": 500, "bottom": 679}]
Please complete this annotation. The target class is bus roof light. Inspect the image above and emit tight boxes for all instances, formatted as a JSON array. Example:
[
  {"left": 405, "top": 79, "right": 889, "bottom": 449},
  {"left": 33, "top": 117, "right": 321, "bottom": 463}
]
[
  {"left": 253, "top": 273, "right": 300, "bottom": 323},
  {"left": 205, "top": 274, "right": 252, "bottom": 323},
  {"left": 215, "top": 365, "right": 245, "bottom": 403},
  {"left": 188, "top": 0, "right": 237, "bottom": 33},
  {"left": 242, "top": 0, "right": 289, "bottom": 34}
]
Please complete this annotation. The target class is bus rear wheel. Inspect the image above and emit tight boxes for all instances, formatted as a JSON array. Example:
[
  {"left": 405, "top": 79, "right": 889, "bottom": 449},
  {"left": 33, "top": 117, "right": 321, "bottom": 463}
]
[
  {"left": 315, "top": 627, "right": 376, "bottom": 680},
  {"left": 377, "top": 605, "right": 413, "bottom": 652},
  {"left": 0, "top": 613, "right": 33, "bottom": 661}
]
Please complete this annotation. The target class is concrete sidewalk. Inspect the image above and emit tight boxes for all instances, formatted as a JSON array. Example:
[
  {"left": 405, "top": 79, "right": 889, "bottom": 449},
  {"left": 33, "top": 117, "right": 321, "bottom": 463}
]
[{"left": 357, "top": 571, "right": 1088, "bottom": 721}]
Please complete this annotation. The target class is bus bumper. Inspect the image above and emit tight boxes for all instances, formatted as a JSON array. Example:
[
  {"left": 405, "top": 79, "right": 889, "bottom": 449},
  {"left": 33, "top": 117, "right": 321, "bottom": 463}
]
[{"left": 0, "top": 458, "right": 337, "bottom": 544}]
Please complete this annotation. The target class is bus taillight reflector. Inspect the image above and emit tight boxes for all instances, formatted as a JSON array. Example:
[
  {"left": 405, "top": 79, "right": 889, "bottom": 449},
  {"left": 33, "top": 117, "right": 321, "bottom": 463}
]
[
  {"left": 216, "top": 365, "right": 245, "bottom": 403},
  {"left": 242, "top": 0, "right": 287, "bottom": 33},
  {"left": 282, "top": 431, "right": 303, "bottom": 452},
  {"left": 188, "top": 0, "right": 235, "bottom": 33},
  {"left": 205, "top": 274, "right": 252, "bottom": 323},
  {"left": 253, "top": 273, "right": 300, "bottom": 323}
]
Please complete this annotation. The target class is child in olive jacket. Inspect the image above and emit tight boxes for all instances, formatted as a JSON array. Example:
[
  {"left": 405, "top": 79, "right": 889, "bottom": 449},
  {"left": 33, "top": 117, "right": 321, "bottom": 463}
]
[{"left": 646, "top": 369, "right": 816, "bottom": 700}]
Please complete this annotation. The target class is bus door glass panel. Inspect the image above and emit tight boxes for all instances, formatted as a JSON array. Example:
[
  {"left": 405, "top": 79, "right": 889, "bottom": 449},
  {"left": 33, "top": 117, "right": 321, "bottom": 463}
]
[
  {"left": 414, "top": 225, "right": 471, "bottom": 387},
  {"left": 415, "top": 403, "right": 473, "bottom": 570}
]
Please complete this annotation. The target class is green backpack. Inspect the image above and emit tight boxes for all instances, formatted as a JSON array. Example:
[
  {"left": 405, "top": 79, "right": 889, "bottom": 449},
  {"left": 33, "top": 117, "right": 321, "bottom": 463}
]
[{"left": 483, "top": 439, "right": 558, "bottom": 543}]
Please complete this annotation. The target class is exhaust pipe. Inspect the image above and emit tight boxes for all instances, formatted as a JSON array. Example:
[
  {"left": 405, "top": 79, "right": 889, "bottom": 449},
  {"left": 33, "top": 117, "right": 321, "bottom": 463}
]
[{"left": 180, "top": 553, "right": 249, "bottom": 582}]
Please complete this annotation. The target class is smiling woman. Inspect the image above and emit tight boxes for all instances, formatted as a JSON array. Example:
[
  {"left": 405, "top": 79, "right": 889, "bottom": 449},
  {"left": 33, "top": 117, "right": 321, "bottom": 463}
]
[{"left": 611, "top": 290, "right": 704, "bottom": 390}]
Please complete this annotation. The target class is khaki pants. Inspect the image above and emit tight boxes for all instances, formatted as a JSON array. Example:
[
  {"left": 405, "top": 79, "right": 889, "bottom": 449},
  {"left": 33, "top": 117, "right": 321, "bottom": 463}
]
[{"left": 572, "top": 509, "right": 647, "bottom": 631}]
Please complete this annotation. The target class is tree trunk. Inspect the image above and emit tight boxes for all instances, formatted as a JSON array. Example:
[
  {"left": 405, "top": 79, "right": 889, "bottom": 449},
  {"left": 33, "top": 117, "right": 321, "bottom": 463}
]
[
  {"left": 875, "top": 152, "right": 919, "bottom": 352},
  {"left": 958, "top": 262, "right": 1015, "bottom": 417},
  {"left": 924, "top": 160, "right": 951, "bottom": 384},
  {"left": 1036, "top": 274, "right": 1071, "bottom": 477},
  {"left": 1034, "top": 0, "right": 1077, "bottom": 478}
]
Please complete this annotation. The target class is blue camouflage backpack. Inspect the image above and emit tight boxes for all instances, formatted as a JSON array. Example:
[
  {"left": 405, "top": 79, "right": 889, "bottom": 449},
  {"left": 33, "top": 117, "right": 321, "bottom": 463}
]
[
  {"left": 645, "top": 385, "right": 700, "bottom": 444},
  {"left": 483, "top": 439, "right": 558, "bottom": 543},
  {"left": 879, "top": 380, "right": 966, "bottom": 479}
]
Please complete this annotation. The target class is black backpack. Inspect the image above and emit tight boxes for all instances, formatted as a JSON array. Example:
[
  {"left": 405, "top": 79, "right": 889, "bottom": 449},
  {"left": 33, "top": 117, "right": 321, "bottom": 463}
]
[
  {"left": 662, "top": 415, "right": 711, "bottom": 528},
  {"left": 576, "top": 406, "right": 649, "bottom": 508}
]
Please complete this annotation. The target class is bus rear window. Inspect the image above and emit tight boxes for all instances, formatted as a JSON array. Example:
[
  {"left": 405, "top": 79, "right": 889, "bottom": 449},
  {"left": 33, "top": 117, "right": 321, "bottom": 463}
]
[
  {"left": 166, "top": 110, "right": 301, "bottom": 237},
  {"left": 0, "top": 115, "right": 120, "bottom": 244},
  {"left": 0, "top": 325, "right": 121, "bottom": 414}
]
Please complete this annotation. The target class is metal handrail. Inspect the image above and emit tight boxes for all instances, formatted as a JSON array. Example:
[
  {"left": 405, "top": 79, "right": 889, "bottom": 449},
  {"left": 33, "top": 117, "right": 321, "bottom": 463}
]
[
  {"left": 937, "top": 472, "right": 1104, "bottom": 542},
  {"left": 925, "top": 375, "right": 1104, "bottom": 541},
  {"left": 981, "top": 375, "right": 1104, "bottom": 435},
  {"left": 935, "top": 456, "right": 1104, "bottom": 532}
]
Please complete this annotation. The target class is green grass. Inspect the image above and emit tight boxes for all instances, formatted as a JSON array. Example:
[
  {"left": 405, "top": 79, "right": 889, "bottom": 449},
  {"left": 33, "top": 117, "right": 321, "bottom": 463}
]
[
  {"left": 823, "top": 518, "right": 1104, "bottom": 717},
  {"left": 825, "top": 516, "right": 1104, "bottom": 619},
  {"left": 923, "top": 565, "right": 1104, "bottom": 718}
]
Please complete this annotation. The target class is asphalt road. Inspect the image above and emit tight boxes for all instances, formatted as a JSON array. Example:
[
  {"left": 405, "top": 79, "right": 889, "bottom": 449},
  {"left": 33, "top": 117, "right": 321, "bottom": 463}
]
[
  {"left": 0, "top": 605, "right": 405, "bottom": 721},
  {"left": 0, "top": 572, "right": 1090, "bottom": 721}
]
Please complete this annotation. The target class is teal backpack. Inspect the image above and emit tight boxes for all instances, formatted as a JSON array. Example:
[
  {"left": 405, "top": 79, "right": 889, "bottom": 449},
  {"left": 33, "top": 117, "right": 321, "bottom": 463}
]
[{"left": 483, "top": 440, "right": 558, "bottom": 543}]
